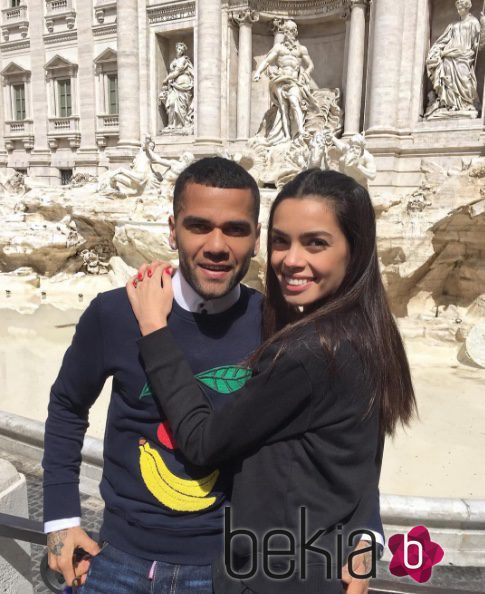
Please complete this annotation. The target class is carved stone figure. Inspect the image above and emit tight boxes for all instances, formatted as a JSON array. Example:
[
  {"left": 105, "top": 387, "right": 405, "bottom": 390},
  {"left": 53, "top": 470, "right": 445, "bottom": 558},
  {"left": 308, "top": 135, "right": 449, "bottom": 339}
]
[
  {"left": 159, "top": 42, "right": 194, "bottom": 133},
  {"left": 424, "top": 0, "right": 482, "bottom": 119},
  {"left": 144, "top": 137, "right": 194, "bottom": 199},
  {"left": 253, "top": 20, "right": 317, "bottom": 141},
  {"left": 0, "top": 171, "right": 27, "bottom": 196},
  {"left": 98, "top": 143, "right": 158, "bottom": 197},
  {"left": 80, "top": 248, "right": 109, "bottom": 275},
  {"left": 70, "top": 172, "right": 98, "bottom": 188},
  {"left": 247, "top": 20, "right": 343, "bottom": 188},
  {"left": 327, "top": 134, "right": 377, "bottom": 187}
]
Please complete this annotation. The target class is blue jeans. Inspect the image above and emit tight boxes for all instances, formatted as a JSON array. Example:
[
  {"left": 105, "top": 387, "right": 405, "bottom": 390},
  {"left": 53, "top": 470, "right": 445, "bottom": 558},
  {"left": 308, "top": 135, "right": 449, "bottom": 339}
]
[{"left": 81, "top": 543, "right": 213, "bottom": 594}]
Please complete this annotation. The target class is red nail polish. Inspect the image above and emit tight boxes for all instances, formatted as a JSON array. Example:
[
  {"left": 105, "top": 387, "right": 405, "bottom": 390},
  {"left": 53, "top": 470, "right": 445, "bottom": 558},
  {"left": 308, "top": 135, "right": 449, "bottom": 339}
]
[
  {"left": 137, "top": 272, "right": 143, "bottom": 280},
  {"left": 132, "top": 280, "right": 137, "bottom": 287},
  {"left": 147, "top": 269, "right": 152, "bottom": 278}
]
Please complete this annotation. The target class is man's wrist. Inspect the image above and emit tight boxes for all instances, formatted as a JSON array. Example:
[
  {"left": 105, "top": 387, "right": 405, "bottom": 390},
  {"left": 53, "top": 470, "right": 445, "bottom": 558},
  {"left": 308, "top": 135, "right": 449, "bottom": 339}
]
[{"left": 44, "top": 517, "right": 81, "bottom": 534}]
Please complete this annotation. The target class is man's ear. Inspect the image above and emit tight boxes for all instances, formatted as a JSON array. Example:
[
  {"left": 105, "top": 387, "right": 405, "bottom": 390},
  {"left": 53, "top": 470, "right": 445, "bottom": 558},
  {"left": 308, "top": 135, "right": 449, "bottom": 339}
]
[
  {"left": 168, "top": 215, "right": 177, "bottom": 250},
  {"left": 253, "top": 223, "right": 261, "bottom": 257}
]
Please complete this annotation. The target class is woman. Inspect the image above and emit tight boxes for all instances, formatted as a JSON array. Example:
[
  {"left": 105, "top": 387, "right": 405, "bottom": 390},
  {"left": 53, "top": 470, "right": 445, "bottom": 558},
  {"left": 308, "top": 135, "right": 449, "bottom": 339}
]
[{"left": 127, "top": 169, "right": 416, "bottom": 592}]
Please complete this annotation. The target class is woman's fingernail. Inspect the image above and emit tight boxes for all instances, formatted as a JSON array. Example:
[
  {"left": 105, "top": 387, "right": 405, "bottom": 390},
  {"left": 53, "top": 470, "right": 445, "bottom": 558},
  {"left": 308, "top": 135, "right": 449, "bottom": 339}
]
[
  {"left": 137, "top": 272, "right": 143, "bottom": 280},
  {"left": 147, "top": 269, "right": 152, "bottom": 278},
  {"left": 133, "top": 280, "right": 137, "bottom": 288},
  {"left": 165, "top": 266, "right": 173, "bottom": 275}
]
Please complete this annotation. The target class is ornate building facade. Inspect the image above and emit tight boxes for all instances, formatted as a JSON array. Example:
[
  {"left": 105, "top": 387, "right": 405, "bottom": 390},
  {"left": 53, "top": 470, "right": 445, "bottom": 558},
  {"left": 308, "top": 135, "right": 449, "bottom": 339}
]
[{"left": 0, "top": 0, "right": 484, "bottom": 187}]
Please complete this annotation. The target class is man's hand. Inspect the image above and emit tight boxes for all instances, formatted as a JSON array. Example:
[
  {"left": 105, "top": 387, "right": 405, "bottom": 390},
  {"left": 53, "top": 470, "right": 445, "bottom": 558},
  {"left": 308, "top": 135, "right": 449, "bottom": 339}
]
[
  {"left": 47, "top": 527, "right": 100, "bottom": 586},
  {"left": 341, "top": 539, "right": 373, "bottom": 594}
]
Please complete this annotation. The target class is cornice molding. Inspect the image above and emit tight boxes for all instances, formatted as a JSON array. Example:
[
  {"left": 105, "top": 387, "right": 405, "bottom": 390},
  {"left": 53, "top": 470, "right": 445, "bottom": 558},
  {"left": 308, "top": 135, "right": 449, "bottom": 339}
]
[
  {"left": 0, "top": 39, "right": 30, "bottom": 52},
  {"left": 147, "top": 1, "right": 195, "bottom": 25},
  {"left": 229, "top": 0, "right": 347, "bottom": 18}
]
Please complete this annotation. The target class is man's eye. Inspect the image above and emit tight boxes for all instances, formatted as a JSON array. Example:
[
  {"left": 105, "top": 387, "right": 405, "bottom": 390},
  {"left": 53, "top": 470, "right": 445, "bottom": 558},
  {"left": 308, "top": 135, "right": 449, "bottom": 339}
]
[
  {"left": 189, "top": 224, "right": 210, "bottom": 233},
  {"left": 224, "top": 226, "right": 247, "bottom": 236}
]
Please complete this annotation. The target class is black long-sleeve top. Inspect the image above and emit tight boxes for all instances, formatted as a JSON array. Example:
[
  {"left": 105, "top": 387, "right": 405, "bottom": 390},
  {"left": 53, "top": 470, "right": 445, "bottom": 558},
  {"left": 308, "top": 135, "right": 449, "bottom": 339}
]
[{"left": 139, "top": 324, "right": 382, "bottom": 593}]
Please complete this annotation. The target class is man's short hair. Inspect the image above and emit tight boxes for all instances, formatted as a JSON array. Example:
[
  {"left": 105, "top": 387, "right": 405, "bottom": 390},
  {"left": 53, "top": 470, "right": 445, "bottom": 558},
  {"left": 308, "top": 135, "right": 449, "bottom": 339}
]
[{"left": 173, "top": 157, "right": 260, "bottom": 222}]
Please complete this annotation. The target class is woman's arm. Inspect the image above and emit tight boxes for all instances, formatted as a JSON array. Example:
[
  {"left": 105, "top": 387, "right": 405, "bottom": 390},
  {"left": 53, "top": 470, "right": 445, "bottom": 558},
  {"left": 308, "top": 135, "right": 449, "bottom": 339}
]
[{"left": 138, "top": 327, "right": 313, "bottom": 467}]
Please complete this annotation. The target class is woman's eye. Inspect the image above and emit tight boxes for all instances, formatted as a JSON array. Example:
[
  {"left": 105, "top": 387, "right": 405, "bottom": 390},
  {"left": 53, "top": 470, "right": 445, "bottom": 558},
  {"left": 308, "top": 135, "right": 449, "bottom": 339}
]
[
  {"left": 271, "top": 236, "right": 287, "bottom": 246},
  {"left": 308, "top": 238, "right": 328, "bottom": 248}
]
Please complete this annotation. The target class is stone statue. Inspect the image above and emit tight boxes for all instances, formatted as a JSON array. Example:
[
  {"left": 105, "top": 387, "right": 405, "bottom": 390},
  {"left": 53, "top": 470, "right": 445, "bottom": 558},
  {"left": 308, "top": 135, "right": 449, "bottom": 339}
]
[
  {"left": 0, "top": 171, "right": 27, "bottom": 196},
  {"left": 424, "top": 0, "right": 482, "bottom": 119},
  {"left": 247, "top": 20, "right": 343, "bottom": 188},
  {"left": 159, "top": 42, "right": 194, "bottom": 133},
  {"left": 80, "top": 248, "right": 109, "bottom": 275},
  {"left": 98, "top": 142, "right": 158, "bottom": 197},
  {"left": 144, "top": 138, "right": 195, "bottom": 199},
  {"left": 327, "top": 133, "right": 377, "bottom": 187},
  {"left": 253, "top": 20, "right": 318, "bottom": 142}
]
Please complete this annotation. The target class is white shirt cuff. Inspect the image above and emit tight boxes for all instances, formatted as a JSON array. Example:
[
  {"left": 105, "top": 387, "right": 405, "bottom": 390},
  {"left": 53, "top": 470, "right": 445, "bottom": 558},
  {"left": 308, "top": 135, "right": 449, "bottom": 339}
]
[
  {"left": 44, "top": 517, "right": 81, "bottom": 533},
  {"left": 358, "top": 530, "right": 385, "bottom": 548}
]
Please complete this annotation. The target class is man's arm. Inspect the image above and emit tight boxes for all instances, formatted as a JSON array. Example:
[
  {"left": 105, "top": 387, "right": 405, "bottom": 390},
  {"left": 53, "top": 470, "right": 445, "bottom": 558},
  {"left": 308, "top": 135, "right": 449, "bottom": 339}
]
[{"left": 43, "top": 296, "right": 109, "bottom": 585}]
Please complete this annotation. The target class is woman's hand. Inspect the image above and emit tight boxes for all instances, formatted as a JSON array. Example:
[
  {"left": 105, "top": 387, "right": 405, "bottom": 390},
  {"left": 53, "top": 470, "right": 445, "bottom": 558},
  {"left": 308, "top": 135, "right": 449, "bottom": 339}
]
[{"left": 126, "top": 261, "right": 174, "bottom": 336}]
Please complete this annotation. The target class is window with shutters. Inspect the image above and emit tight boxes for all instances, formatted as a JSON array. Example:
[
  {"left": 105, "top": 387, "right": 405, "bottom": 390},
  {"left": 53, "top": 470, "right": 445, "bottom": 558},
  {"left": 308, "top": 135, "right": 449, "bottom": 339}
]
[
  {"left": 13, "top": 84, "right": 26, "bottom": 121},
  {"left": 107, "top": 74, "right": 118, "bottom": 115},
  {"left": 57, "top": 79, "right": 72, "bottom": 117}
]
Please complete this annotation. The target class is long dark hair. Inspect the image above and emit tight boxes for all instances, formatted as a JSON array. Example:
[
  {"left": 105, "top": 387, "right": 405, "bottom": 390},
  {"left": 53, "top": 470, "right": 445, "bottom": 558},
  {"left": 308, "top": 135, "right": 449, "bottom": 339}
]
[{"left": 251, "top": 169, "right": 416, "bottom": 436}]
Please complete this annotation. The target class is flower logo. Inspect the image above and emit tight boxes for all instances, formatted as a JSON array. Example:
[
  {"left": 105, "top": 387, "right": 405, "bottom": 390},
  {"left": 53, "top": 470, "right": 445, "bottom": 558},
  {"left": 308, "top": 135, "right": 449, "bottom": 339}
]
[{"left": 388, "top": 526, "right": 444, "bottom": 583}]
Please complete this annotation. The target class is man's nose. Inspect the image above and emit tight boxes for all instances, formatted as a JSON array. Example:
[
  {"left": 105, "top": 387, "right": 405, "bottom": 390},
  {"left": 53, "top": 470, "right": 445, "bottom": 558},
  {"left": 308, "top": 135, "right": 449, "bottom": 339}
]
[{"left": 204, "top": 229, "right": 229, "bottom": 258}]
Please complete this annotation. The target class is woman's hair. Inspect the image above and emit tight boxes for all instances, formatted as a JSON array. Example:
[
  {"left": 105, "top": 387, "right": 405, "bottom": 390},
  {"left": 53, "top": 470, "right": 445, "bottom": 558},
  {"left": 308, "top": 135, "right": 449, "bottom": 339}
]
[{"left": 253, "top": 168, "right": 416, "bottom": 436}]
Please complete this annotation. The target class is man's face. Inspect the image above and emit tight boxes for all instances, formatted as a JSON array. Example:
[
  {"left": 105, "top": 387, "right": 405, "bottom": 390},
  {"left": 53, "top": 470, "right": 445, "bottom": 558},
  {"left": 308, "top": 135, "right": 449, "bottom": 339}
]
[{"left": 170, "top": 183, "right": 260, "bottom": 299}]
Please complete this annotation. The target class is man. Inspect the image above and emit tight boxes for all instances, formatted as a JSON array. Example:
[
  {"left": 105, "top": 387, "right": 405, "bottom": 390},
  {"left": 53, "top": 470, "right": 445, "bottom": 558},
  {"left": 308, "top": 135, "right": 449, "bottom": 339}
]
[{"left": 43, "top": 157, "right": 382, "bottom": 592}]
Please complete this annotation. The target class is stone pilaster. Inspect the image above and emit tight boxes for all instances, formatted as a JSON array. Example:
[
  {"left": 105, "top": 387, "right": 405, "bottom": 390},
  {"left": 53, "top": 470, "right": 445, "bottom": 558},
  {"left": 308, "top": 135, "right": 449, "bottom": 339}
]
[
  {"left": 0, "top": 66, "right": 6, "bottom": 165},
  {"left": 196, "top": 0, "right": 222, "bottom": 142},
  {"left": 29, "top": 0, "right": 52, "bottom": 181},
  {"left": 117, "top": 0, "right": 140, "bottom": 149},
  {"left": 76, "top": 0, "right": 97, "bottom": 159},
  {"left": 343, "top": 0, "right": 368, "bottom": 136},
  {"left": 365, "top": 0, "right": 405, "bottom": 134},
  {"left": 232, "top": 9, "right": 259, "bottom": 140}
]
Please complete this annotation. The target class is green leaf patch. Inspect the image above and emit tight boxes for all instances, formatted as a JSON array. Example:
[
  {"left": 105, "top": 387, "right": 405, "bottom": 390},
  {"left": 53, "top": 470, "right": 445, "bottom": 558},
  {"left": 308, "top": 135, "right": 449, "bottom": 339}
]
[
  {"left": 195, "top": 366, "right": 252, "bottom": 394},
  {"left": 139, "top": 382, "right": 153, "bottom": 400}
]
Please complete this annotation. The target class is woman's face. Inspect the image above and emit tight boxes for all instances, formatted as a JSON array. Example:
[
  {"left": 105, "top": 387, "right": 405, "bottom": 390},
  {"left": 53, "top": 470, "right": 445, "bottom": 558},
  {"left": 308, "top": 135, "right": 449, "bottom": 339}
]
[
  {"left": 270, "top": 197, "right": 350, "bottom": 308},
  {"left": 456, "top": 1, "right": 470, "bottom": 17},
  {"left": 176, "top": 44, "right": 185, "bottom": 56}
]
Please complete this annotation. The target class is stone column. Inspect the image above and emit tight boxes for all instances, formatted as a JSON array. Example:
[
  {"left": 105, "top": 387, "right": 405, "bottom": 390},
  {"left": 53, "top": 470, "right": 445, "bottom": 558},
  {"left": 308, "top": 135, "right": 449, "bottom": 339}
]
[
  {"left": 343, "top": 0, "right": 368, "bottom": 136},
  {"left": 365, "top": 0, "right": 405, "bottom": 134},
  {"left": 196, "top": 0, "right": 222, "bottom": 142},
  {"left": 76, "top": 0, "right": 97, "bottom": 165},
  {"left": 29, "top": 0, "right": 53, "bottom": 182},
  {"left": 117, "top": 0, "right": 140, "bottom": 148},
  {"left": 232, "top": 9, "right": 259, "bottom": 140}
]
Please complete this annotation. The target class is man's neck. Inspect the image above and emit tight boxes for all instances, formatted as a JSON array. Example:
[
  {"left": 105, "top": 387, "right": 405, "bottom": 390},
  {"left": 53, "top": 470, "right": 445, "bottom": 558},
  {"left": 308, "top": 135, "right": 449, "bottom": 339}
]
[{"left": 172, "top": 270, "right": 241, "bottom": 315}]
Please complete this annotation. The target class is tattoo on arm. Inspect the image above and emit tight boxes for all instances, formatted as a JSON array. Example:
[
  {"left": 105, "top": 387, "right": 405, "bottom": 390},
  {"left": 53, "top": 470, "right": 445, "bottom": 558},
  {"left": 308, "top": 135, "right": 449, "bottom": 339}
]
[
  {"left": 47, "top": 530, "right": 68, "bottom": 557},
  {"left": 362, "top": 551, "right": 372, "bottom": 574}
]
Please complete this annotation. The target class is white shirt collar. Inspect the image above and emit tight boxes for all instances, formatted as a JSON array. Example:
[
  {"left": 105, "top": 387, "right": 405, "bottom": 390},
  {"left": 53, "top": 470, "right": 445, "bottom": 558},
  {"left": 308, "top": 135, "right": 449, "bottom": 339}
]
[{"left": 172, "top": 270, "right": 241, "bottom": 315}]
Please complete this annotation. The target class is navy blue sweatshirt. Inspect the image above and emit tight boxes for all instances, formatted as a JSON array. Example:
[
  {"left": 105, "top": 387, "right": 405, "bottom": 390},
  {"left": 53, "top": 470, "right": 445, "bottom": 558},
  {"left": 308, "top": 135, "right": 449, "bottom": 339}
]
[{"left": 43, "top": 285, "right": 263, "bottom": 563}]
